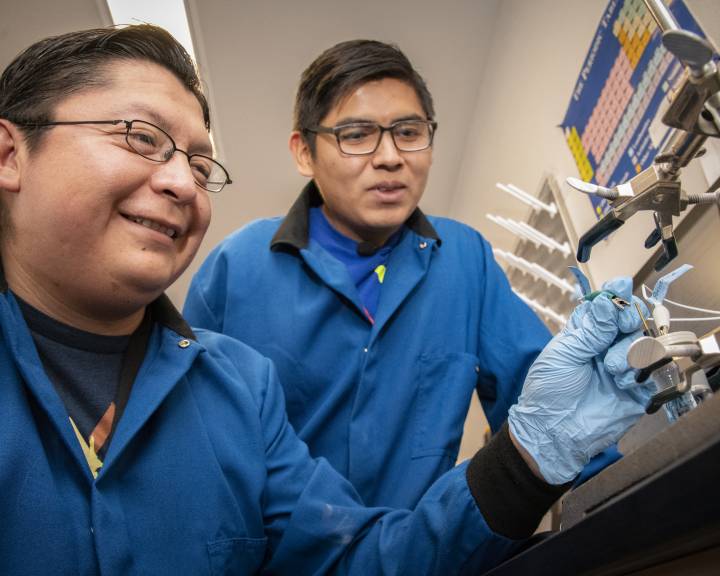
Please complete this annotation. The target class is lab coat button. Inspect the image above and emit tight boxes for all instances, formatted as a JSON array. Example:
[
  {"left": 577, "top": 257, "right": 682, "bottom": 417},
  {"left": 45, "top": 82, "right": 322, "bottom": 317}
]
[
  {"left": 363, "top": 347, "right": 368, "bottom": 353},
  {"left": 419, "top": 241, "right": 428, "bottom": 249},
  {"left": 475, "top": 365, "right": 480, "bottom": 374},
  {"left": 178, "top": 339, "right": 191, "bottom": 349}
]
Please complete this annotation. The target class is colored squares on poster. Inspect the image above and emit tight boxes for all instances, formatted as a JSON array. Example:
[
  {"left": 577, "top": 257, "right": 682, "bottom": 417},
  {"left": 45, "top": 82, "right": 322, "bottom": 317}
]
[
  {"left": 581, "top": 51, "right": 633, "bottom": 164},
  {"left": 561, "top": 0, "right": 705, "bottom": 218},
  {"left": 613, "top": 0, "right": 654, "bottom": 68},
  {"left": 594, "top": 47, "right": 672, "bottom": 185},
  {"left": 566, "top": 126, "right": 594, "bottom": 182}
]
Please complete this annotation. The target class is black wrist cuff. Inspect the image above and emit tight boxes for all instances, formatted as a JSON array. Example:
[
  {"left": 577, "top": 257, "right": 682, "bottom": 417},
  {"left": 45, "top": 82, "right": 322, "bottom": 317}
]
[{"left": 466, "top": 423, "right": 570, "bottom": 539}]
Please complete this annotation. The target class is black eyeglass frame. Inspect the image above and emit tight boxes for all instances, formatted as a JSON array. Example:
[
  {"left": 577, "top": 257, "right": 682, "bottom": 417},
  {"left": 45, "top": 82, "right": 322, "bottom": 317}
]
[
  {"left": 305, "top": 119, "right": 438, "bottom": 156},
  {"left": 14, "top": 119, "right": 232, "bottom": 193}
]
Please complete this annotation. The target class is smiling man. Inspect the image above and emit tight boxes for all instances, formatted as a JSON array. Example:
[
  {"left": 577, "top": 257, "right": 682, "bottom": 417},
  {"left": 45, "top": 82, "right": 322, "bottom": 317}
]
[
  {"left": 0, "top": 25, "right": 534, "bottom": 575},
  {"left": 0, "top": 26, "right": 655, "bottom": 575},
  {"left": 184, "top": 40, "right": 552, "bottom": 509}
]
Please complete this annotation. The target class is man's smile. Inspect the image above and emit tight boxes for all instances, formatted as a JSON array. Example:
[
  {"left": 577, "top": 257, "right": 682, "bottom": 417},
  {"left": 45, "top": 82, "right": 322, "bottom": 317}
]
[{"left": 121, "top": 212, "right": 180, "bottom": 239}]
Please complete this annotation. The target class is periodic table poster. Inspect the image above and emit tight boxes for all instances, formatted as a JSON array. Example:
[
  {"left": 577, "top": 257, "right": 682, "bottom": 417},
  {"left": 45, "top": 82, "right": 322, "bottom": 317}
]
[{"left": 561, "top": 0, "right": 706, "bottom": 218}]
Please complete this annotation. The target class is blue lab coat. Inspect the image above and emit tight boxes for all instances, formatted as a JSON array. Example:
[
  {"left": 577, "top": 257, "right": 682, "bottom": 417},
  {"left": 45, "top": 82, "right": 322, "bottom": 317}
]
[
  {"left": 185, "top": 183, "right": 551, "bottom": 509},
  {"left": 0, "top": 287, "right": 519, "bottom": 575}
]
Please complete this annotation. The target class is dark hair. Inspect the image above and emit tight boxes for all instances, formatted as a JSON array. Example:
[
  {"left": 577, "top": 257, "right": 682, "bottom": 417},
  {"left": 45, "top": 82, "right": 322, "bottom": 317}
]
[
  {"left": 0, "top": 24, "right": 210, "bottom": 152},
  {"left": 293, "top": 39, "right": 435, "bottom": 155}
]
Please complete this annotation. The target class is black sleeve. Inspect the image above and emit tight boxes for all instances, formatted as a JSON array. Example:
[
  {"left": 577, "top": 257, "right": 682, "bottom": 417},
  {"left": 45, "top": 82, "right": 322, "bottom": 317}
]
[{"left": 466, "top": 424, "right": 571, "bottom": 539}]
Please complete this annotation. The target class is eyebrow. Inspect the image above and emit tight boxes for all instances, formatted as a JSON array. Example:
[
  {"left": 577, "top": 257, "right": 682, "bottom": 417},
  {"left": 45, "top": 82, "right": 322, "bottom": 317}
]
[
  {"left": 333, "top": 113, "right": 427, "bottom": 127},
  {"left": 121, "top": 104, "right": 214, "bottom": 156}
]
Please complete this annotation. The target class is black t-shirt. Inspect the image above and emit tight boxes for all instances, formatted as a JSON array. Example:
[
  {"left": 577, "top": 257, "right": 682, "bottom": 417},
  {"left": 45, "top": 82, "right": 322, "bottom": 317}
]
[{"left": 17, "top": 295, "right": 149, "bottom": 476}]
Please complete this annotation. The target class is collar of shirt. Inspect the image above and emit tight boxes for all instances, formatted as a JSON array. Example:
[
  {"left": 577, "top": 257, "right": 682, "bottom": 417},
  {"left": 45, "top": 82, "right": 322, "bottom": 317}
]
[
  {"left": 308, "top": 206, "right": 401, "bottom": 284},
  {"left": 270, "top": 180, "right": 442, "bottom": 252}
]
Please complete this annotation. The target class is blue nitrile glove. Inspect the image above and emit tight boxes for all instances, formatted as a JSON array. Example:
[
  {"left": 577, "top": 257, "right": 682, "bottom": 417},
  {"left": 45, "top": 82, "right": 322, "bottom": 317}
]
[
  {"left": 508, "top": 277, "right": 655, "bottom": 485},
  {"left": 603, "top": 331, "right": 655, "bottom": 405}
]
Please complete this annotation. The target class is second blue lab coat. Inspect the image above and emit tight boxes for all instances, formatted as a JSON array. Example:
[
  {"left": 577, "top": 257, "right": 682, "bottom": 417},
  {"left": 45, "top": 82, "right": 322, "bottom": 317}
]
[{"left": 185, "top": 183, "right": 551, "bottom": 509}]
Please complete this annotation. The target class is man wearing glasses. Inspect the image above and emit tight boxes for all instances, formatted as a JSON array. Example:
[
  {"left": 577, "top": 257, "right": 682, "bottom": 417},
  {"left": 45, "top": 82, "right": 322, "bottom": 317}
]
[
  {"left": 0, "top": 25, "right": 652, "bottom": 574},
  {"left": 184, "top": 40, "right": 552, "bottom": 511}
]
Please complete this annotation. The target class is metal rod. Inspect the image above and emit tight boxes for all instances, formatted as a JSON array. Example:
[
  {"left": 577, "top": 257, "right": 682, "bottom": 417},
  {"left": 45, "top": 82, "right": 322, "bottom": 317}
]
[
  {"left": 643, "top": 0, "right": 680, "bottom": 33},
  {"left": 635, "top": 300, "right": 655, "bottom": 336},
  {"left": 657, "top": 128, "right": 707, "bottom": 175}
]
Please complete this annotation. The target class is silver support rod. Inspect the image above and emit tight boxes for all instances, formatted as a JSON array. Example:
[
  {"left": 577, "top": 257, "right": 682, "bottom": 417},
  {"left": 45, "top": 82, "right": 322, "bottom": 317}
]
[
  {"left": 643, "top": 0, "right": 680, "bottom": 32},
  {"left": 659, "top": 129, "right": 708, "bottom": 175}
]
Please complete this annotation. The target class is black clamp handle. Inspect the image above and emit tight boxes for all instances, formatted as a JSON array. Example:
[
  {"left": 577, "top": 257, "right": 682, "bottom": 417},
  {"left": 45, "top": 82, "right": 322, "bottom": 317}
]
[
  {"left": 644, "top": 212, "right": 679, "bottom": 271},
  {"left": 646, "top": 385, "right": 685, "bottom": 414},
  {"left": 576, "top": 211, "right": 625, "bottom": 263}
]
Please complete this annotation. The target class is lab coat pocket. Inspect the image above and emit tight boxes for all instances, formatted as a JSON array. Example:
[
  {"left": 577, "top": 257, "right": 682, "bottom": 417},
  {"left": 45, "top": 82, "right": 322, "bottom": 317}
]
[
  {"left": 207, "top": 536, "right": 267, "bottom": 575},
  {"left": 412, "top": 352, "right": 480, "bottom": 460}
]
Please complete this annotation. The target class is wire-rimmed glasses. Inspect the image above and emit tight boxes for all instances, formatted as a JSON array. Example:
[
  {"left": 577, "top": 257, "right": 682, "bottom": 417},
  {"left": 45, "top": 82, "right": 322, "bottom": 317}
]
[{"left": 15, "top": 119, "right": 232, "bottom": 192}]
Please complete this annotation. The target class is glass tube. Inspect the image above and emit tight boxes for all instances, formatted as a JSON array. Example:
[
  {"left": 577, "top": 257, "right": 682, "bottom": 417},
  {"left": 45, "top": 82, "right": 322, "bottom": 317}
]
[{"left": 652, "top": 362, "right": 697, "bottom": 422}]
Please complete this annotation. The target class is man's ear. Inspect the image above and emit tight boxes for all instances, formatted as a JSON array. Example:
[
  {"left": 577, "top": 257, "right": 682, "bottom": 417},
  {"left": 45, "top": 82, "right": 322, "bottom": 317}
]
[
  {"left": 0, "top": 120, "right": 22, "bottom": 193},
  {"left": 289, "top": 131, "right": 315, "bottom": 178}
]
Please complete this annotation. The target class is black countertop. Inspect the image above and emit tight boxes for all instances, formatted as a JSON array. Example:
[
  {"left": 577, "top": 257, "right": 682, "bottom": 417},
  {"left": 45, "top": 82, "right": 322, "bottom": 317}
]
[{"left": 483, "top": 393, "right": 720, "bottom": 576}]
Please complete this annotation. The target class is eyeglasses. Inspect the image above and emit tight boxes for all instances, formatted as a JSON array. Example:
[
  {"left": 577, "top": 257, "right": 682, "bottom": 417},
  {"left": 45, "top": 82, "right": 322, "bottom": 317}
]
[
  {"left": 16, "top": 119, "right": 232, "bottom": 193},
  {"left": 305, "top": 119, "right": 437, "bottom": 156}
]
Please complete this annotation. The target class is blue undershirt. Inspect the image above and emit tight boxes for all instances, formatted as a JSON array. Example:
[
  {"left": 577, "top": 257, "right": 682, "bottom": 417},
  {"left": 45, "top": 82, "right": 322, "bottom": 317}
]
[{"left": 309, "top": 207, "right": 401, "bottom": 322}]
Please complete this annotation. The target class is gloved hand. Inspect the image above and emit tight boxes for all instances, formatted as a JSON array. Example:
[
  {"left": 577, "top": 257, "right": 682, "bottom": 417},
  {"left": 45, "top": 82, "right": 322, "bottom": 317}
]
[{"left": 508, "top": 277, "right": 655, "bottom": 485}]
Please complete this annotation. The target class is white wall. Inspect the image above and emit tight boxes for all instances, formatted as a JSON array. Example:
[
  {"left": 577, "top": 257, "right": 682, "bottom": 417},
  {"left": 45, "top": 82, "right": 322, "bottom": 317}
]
[{"left": 449, "top": 0, "right": 720, "bottom": 286}]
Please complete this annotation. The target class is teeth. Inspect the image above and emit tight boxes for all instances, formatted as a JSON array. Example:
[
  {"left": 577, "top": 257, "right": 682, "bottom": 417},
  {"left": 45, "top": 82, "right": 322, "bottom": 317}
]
[{"left": 127, "top": 215, "right": 177, "bottom": 239}]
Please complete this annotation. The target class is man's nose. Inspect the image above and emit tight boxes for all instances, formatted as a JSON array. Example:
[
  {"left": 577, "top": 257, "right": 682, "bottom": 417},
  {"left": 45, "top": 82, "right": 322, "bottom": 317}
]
[
  {"left": 371, "top": 130, "right": 403, "bottom": 168},
  {"left": 151, "top": 151, "right": 199, "bottom": 203}
]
